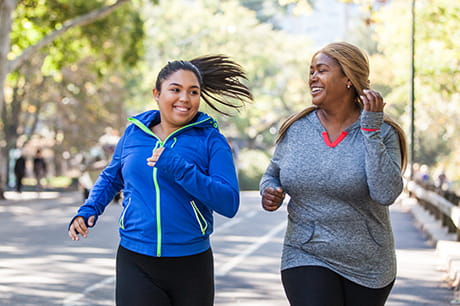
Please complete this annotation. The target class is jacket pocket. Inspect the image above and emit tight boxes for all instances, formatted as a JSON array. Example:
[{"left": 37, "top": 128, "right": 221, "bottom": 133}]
[
  {"left": 285, "top": 214, "right": 315, "bottom": 248},
  {"left": 190, "top": 200, "right": 208, "bottom": 235},
  {"left": 119, "top": 198, "right": 132, "bottom": 230},
  {"left": 299, "top": 219, "right": 383, "bottom": 268}
]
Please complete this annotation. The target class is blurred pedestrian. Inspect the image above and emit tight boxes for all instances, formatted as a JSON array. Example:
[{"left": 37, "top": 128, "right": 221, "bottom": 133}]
[
  {"left": 435, "top": 170, "right": 450, "bottom": 192},
  {"left": 68, "top": 55, "right": 252, "bottom": 306},
  {"left": 260, "top": 42, "right": 408, "bottom": 306},
  {"left": 14, "top": 154, "right": 26, "bottom": 192},
  {"left": 33, "top": 149, "right": 47, "bottom": 190}
]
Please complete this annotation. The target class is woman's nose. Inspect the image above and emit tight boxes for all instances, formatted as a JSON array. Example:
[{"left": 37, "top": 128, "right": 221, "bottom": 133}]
[{"left": 179, "top": 91, "right": 189, "bottom": 101}]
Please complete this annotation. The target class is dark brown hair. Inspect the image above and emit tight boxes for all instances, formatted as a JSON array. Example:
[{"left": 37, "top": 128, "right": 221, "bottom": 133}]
[{"left": 155, "top": 55, "right": 253, "bottom": 115}]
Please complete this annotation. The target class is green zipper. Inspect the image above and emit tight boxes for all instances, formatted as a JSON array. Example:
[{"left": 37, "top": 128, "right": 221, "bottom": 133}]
[
  {"left": 153, "top": 167, "right": 161, "bottom": 256},
  {"left": 127, "top": 116, "right": 213, "bottom": 257},
  {"left": 190, "top": 200, "right": 208, "bottom": 235},
  {"left": 119, "top": 198, "right": 131, "bottom": 230}
]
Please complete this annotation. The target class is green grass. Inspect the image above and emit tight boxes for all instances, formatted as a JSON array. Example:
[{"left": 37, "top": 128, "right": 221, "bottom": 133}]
[{"left": 22, "top": 176, "right": 74, "bottom": 189}]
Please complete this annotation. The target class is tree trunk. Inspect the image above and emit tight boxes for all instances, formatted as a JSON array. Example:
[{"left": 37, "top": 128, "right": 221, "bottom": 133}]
[
  {"left": 0, "top": 0, "right": 15, "bottom": 199},
  {"left": 0, "top": 0, "right": 15, "bottom": 117},
  {"left": 0, "top": 0, "right": 130, "bottom": 199}
]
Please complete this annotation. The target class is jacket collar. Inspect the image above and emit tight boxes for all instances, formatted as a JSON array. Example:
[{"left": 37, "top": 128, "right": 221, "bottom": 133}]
[{"left": 128, "top": 110, "right": 218, "bottom": 136}]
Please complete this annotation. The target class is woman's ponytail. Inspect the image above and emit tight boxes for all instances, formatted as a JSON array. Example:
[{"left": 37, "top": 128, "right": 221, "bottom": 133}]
[
  {"left": 190, "top": 54, "right": 253, "bottom": 115},
  {"left": 155, "top": 54, "right": 252, "bottom": 116}
]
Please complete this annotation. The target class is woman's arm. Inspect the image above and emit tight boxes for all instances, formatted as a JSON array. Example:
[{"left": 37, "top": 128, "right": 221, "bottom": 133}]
[
  {"left": 259, "top": 141, "right": 286, "bottom": 211},
  {"left": 361, "top": 111, "right": 403, "bottom": 205},
  {"left": 70, "top": 133, "right": 126, "bottom": 228},
  {"left": 153, "top": 133, "right": 239, "bottom": 218}
]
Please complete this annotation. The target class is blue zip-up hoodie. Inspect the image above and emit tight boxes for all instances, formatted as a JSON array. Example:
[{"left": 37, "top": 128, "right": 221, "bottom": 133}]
[{"left": 73, "top": 110, "right": 239, "bottom": 257}]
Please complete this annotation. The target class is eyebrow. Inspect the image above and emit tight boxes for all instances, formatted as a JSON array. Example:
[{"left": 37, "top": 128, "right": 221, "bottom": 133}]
[
  {"left": 167, "top": 82, "right": 200, "bottom": 89},
  {"left": 311, "top": 63, "right": 330, "bottom": 68}
]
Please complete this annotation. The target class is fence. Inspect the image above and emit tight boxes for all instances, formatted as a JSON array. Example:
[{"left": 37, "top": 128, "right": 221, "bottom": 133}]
[{"left": 407, "top": 180, "right": 460, "bottom": 241}]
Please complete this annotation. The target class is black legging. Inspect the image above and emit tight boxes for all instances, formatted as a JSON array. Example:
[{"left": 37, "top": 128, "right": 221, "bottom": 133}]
[
  {"left": 116, "top": 245, "right": 214, "bottom": 306},
  {"left": 281, "top": 266, "right": 394, "bottom": 306}
]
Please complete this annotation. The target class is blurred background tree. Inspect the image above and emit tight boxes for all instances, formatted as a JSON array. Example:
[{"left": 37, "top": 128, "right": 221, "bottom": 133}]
[
  {"left": 134, "top": 0, "right": 313, "bottom": 189},
  {"left": 0, "top": 0, "right": 153, "bottom": 196},
  {"left": 0, "top": 0, "right": 459, "bottom": 193},
  {"left": 370, "top": 0, "right": 460, "bottom": 188}
]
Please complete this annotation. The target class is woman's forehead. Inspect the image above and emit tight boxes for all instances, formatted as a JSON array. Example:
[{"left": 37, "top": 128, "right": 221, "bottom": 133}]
[
  {"left": 311, "top": 52, "right": 338, "bottom": 66},
  {"left": 163, "top": 69, "right": 200, "bottom": 86}
]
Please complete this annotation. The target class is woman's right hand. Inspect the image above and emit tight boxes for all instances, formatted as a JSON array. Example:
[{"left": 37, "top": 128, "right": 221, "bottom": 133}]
[
  {"left": 68, "top": 215, "right": 95, "bottom": 241},
  {"left": 147, "top": 147, "right": 165, "bottom": 167},
  {"left": 261, "top": 187, "right": 285, "bottom": 211}
]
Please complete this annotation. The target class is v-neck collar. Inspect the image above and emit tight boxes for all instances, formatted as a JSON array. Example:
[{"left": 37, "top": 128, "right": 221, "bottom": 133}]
[{"left": 310, "top": 110, "right": 360, "bottom": 148}]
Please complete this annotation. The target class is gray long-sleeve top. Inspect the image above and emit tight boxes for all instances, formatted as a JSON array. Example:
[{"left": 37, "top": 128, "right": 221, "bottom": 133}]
[{"left": 260, "top": 110, "right": 403, "bottom": 288}]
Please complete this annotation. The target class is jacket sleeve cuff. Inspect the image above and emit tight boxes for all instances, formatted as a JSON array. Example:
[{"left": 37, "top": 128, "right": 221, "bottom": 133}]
[
  {"left": 154, "top": 148, "right": 187, "bottom": 180},
  {"left": 360, "top": 110, "right": 384, "bottom": 131},
  {"left": 68, "top": 213, "right": 98, "bottom": 231}
]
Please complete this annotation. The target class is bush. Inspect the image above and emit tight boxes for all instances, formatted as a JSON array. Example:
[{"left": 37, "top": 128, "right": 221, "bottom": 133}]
[{"left": 237, "top": 149, "right": 270, "bottom": 191}]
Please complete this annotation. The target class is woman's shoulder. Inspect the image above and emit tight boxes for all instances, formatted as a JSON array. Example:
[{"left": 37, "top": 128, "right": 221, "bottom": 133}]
[
  {"left": 381, "top": 120, "right": 399, "bottom": 136},
  {"left": 288, "top": 109, "right": 317, "bottom": 130}
]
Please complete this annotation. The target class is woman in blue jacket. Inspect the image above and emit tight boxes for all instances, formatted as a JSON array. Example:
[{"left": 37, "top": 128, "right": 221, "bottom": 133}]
[{"left": 68, "top": 55, "right": 252, "bottom": 306}]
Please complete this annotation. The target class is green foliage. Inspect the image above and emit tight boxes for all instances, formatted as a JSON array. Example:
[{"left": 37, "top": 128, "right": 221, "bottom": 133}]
[
  {"left": 11, "top": 0, "right": 145, "bottom": 76},
  {"left": 4, "top": 0, "right": 148, "bottom": 164},
  {"left": 238, "top": 0, "right": 285, "bottom": 27},
  {"left": 138, "top": 0, "right": 313, "bottom": 151},
  {"left": 4, "top": 0, "right": 316, "bottom": 185},
  {"left": 373, "top": 0, "right": 460, "bottom": 181},
  {"left": 237, "top": 148, "right": 271, "bottom": 190}
]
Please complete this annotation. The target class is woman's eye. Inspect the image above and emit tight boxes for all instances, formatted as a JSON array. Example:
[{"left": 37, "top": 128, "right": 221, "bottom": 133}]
[
  {"left": 170, "top": 88, "right": 180, "bottom": 92},
  {"left": 191, "top": 90, "right": 199, "bottom": 95}
]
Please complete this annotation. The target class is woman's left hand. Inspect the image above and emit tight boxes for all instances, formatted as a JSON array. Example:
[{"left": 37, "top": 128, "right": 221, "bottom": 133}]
[
  {"left": 147, "top": 147, "right": 165, "bottom": 167},
  {"left": 360, "top": 89, "right": 386, "bottom": 112}
]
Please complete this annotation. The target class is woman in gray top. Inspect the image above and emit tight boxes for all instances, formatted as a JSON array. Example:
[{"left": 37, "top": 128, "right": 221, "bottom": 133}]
[{"left": 260, "top": 42, "right": 408, "bottom": 306}]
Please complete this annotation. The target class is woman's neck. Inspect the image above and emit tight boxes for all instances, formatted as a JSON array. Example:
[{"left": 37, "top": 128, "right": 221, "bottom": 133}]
[
  {"left": 151, "top": 123, "right": 178, "bottom": 141},
  {"left": 316, "top": 105, "right": 361, "bottom": 141},
  {"left": 318, "top": 105, "right": 360, "bottom": 124}
]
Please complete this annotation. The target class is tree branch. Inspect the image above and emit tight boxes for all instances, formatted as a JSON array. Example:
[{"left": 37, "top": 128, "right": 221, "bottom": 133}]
[{"left": 8, "top": 0, "right": 131, "bottom": 73}]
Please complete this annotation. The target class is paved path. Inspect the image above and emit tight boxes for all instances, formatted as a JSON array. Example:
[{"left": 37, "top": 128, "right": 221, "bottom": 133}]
[
  {"left": 0, "top": 190, "right": 455, "bottom": 305},
  {"left": 214, "top": 192, "right": 455, "bottom": 305},
  {"left": 388, "top": 198, "right": 453, "bottom": 305}
]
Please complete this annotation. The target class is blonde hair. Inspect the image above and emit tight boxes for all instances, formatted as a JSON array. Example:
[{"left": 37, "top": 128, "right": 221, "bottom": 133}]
[{"left": 276, "top": 42, "right": 407, "bottom": 172}]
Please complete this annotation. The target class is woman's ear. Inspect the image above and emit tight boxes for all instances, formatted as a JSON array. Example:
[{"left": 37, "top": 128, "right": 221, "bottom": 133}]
[{"left": 152, "top": 89, "right": 160, "bottom": 102}]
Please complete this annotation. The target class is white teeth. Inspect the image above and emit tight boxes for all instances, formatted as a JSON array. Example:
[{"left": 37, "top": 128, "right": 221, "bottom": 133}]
[
  {"left": 311, "top": 87, "right": 322, "bottom": 93},
  {"left": 175, "top": 106, "right": 189, "bottom": 112}
]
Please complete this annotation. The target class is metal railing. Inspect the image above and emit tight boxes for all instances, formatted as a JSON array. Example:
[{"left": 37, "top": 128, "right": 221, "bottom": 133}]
[{"left": 407, "top": 180, "right": 460, "bottom": 241}]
